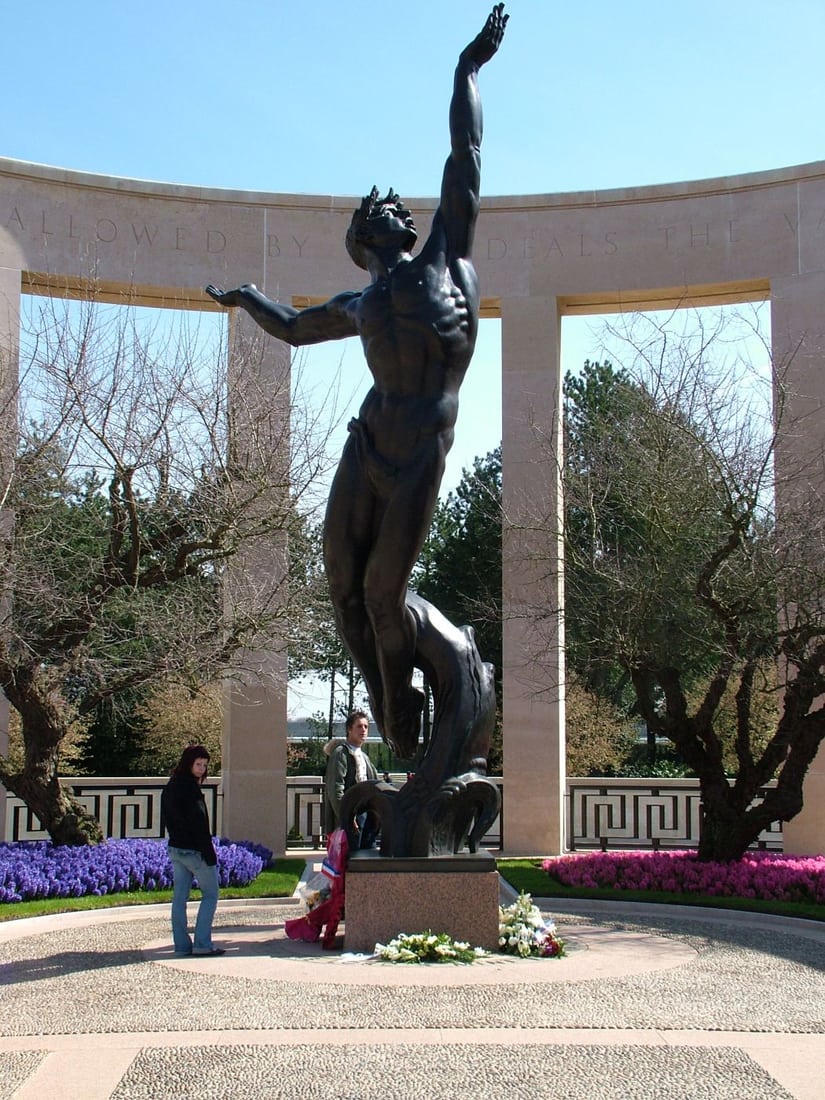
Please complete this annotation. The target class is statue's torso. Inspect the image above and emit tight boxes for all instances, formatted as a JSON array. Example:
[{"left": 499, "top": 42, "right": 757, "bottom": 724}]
[{"left": 349, "top": 256, "right": 478, "bottom": 461}]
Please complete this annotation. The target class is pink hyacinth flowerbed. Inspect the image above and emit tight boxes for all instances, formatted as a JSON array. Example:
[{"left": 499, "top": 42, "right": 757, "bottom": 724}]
[{"left": 542, "top": 850, "right": 825, "bottom": 906}]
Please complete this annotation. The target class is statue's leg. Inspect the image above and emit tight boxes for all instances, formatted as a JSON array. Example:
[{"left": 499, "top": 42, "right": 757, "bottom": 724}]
[
  {"left": 323, "top": 444, "right": 385, "bottom": 726},
  {"left": 363, "top": 453, "right": 443, "bottom": 758},
  {"left": 363, "top": 586, "right": 423, "bottom": 758}
]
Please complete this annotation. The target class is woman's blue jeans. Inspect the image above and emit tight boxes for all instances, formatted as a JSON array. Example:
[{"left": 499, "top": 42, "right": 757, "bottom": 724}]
[{"left": 168, "top": 846, "right": 220, "bottom": 954}]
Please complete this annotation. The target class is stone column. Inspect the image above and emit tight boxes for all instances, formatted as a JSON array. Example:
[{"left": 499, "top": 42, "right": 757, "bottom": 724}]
[
  {"left": 500, "top": 296, "right": 566, "bottom": 855},
  {"left": 0, "top": 252, "right": 19, "bottom": 838},
  {"left": 221, "top": 310, "right": 290, "bottom": 854},
  {"left": 771, "top": 272, "right": 825, "bottom": 856}
]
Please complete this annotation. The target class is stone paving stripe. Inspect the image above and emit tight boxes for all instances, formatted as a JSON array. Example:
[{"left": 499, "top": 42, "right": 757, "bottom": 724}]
[
  {"left": 0, "top": 1050, "right": 47, "bottom": 1096},
  {"left": 108, "top": 1042, "right": 795, "bottom": 1100},
  {"left": 9, "top": 1046, "right": 138, "bottom": 1100}
]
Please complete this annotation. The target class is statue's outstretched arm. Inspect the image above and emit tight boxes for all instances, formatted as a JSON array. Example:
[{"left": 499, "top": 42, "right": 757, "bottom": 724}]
[
  {"left": 205, "top": 283, "right": 359, "bottom": 346},
  {"left": 437, "top": 3, "right": 508, "bottom": 257}
]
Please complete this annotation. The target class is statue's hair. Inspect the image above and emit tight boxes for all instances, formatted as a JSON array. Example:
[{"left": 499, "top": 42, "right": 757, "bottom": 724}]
[{"left": 346, "top": 186, "right": 417, "bottom": 269}]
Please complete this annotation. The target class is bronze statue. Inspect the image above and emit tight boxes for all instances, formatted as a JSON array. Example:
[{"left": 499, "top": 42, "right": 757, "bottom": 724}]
[{"left": 208, "top": 5, "right": 507, "bottom": 855}]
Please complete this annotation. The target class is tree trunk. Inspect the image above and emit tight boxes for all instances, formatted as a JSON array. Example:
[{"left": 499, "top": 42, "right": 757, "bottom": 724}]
[
  {"left": 645, "top": 724, "right": 657, "bottom": 764},
  {"left": 697, "top": 806, "right": 761, "bottom": 862},
  {"left": 696, "top": 772, "right": 779, "bottom": 862},
  {"left": 1, "top": 706, "right": 103, "bottom": 845},
  {"left": 327, "top": 672, "right": 336, "bottom": 738},
  {"left": 4, "top": 765, "right": 103, "bottom": 845}
]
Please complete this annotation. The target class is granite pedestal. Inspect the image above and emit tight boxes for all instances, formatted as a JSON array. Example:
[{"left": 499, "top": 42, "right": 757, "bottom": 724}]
[{"left": 343, "top": 851, "right": 500, "bottom": 954}]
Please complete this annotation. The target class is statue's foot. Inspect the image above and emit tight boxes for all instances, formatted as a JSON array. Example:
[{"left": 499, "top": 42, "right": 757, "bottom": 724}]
[{"left": 384, "top": 686, "right": 425, "bottom": 760}]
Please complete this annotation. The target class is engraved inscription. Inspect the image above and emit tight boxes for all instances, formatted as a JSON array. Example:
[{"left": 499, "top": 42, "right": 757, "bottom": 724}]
[
  {"left": 267, "top": 234, "right": 309, "bottom": 258},
  {"left": 661, "top": 219, "right": 740, "bottom": 250},
  {"left": 5, "top": 198, "right": 825, "bottom": 268},
  {"left": 1, "top": 205, "right": 313, "bottom": 260},
  {"left": 490, "top": 229, "right": 620, "bottom": 261}
]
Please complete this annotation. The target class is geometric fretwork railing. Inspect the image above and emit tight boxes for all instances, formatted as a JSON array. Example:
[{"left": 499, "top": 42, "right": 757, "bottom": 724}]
[
  {"left": 1, "top": 775, "right": 781, "bottom": 851},
  {"left": 2, "top": 778, "right": 223, "bottom": 844},
  {"left": 567, "top": 777, "right": 782, "bottom": 852}
]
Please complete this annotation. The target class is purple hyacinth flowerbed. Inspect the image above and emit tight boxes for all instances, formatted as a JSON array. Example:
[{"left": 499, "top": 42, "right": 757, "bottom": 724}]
[
  {"left": 0, "top": 837, "right": 273, "bottom": 903},
  {"left": 542, "top": 850, "right": 825, "bottom": 906}
]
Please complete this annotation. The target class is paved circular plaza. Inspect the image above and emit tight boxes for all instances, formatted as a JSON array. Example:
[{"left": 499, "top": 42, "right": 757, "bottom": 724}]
[{"left": 0, "top": 886, "right": 823, "bottom": 1099}]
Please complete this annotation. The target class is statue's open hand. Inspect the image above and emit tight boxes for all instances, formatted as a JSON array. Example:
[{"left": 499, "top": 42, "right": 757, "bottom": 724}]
[
  {"left": 464, "top": 3, "right": 508, "bottom": 67},
  {"left": 205, "top": 283, "right": 256, "bottom": 306}
]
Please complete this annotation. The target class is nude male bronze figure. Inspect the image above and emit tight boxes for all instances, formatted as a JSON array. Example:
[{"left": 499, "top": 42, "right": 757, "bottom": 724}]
[{"left": 207, "top": 5, "right": 507, "bottom": 764}]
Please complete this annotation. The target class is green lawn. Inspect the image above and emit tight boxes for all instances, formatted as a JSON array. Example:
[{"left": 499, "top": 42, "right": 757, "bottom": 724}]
[
  {"left": 497, "top": 859, "right": 825, "bottom": 922},
  {"left": 0, "top": 858, "right": 305, "bottom": 922},
  {"left": 3, "top": 855, "right": 823, "bottom": 924}
]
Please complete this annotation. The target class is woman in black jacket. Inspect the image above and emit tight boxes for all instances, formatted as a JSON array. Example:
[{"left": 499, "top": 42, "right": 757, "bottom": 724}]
[{"left": 161, "top": 745, "right": 224, "bottom": 957}]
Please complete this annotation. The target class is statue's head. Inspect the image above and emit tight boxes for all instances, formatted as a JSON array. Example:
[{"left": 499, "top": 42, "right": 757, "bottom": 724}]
[{"left": 346, "top": 186, "right": 418, "bottom": 269}]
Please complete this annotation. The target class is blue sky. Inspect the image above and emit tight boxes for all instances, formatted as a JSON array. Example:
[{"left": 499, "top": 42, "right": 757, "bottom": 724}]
[
  {"left": 3, "top": 0, "right": 807, "bottom": 714},
  {"left": 4, "top": 1, "right": 825, "bottom": 196}
]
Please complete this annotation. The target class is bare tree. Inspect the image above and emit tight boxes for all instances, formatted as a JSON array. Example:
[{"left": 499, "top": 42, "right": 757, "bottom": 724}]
[
  {"left": 523, "top": 304, "right": 825, "bottom": 860},
  {"left": 0, "top": 291, "right": 335, "bottom": 843}
]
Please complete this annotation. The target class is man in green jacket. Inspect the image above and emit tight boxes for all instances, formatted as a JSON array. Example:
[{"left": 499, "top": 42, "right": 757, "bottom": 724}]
[{"left": 324, "top": 710, "right": 379, "bottom": 848}]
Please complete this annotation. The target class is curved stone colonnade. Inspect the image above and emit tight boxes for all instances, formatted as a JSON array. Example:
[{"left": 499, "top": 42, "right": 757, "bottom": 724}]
[{"left": 1, "top": 155, "right": 824, "bottom": 854}]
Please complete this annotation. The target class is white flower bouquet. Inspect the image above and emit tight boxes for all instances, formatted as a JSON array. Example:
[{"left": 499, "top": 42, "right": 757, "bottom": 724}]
[
  {"left": 498, "top": 892, "right": 566, "bottom": 958},
  {"left": 375, "top": 931, "right": 487, "bottom": 963}
]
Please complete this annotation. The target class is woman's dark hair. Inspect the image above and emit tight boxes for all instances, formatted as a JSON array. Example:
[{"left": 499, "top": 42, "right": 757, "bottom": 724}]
[{"left": 171, "top": 744, "right": 211, "bottom": 778}]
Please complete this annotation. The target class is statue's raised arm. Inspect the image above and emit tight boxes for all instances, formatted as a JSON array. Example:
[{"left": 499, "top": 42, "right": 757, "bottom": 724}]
[
  {"left": 463, "top": 2, "right": 509, "bottom": 69},
  {"left": 436, "top": 3, "right": 508, "bottom": 259}
]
